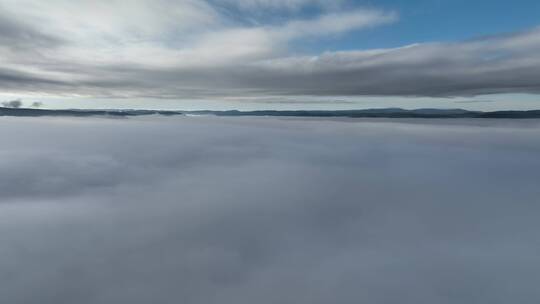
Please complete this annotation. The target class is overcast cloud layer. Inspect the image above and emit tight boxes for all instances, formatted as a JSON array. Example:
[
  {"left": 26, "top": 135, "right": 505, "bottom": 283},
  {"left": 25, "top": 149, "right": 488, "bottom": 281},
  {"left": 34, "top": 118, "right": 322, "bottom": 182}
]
[
  {"left": 1, "top": 116, "right": 540, "bottom": 303},
  {"left": 0, "top": 0, "right": 540, "bottom": 100}
]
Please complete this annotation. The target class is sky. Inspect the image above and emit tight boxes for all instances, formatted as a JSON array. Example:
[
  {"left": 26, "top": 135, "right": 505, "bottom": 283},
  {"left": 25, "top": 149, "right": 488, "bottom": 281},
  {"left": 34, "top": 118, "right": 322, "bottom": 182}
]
[
  {"left": 2, "top": 116, "right": 540, "bottom": 303},
  {"left": 1, "top": 0, "right": 540, "bottom": 110}
]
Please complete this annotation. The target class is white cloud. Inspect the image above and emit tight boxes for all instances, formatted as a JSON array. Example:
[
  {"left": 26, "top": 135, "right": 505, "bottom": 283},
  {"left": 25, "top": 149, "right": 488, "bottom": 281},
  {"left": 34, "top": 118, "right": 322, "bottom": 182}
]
[
  {"left": 2, "top": 0, "right": 221, "bottom": 43},
  {"left": 1, "top": 116, "right": 540, "bottom": 303},
  {"left": 276, "top": 9, "right": 397, "bottom": 39},
  {"left": 0, "top": 0, "right": 539, "bottom": 100},
  {"left": 0, "top": 0, "right": 394, "bottom": 69},
  {"left": 215, "top": 0, "right": 345, "bottom": 11}
]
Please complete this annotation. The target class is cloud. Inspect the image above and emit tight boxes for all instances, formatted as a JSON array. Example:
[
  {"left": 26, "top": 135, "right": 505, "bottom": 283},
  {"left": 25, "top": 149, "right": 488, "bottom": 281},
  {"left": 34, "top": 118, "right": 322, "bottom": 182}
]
[
  {"left": 1, "top": 116, "right": 540, "bottom": 303},
  {"left": 177, "top": 9, "right": 396, "bottom": 66},
  {"left": 215, "top": 0, "right": 344, "bottom": 12},
  {"left": 1, "top": 99, "right": 22, "bottom": 108},
  {"left": 54, "top": 27, "right": 540, "bottom": 99},
  {"left": 247, "top": 27, "right": 540, "bottom": 97},
  {"left": 0, "top": 1, "right": 396, "bottom": 98},
  {"left": 0, "top": 1, "right": 539, "bottom": 100},
  {"left": 0, "top": 10, "right": 63, "bottom": 50},
  {"left": 5, "top": 0, "right": 221, "bottom": 42},
  {"left": 275, "top": 9, "right": 397, "bottom": 39}
]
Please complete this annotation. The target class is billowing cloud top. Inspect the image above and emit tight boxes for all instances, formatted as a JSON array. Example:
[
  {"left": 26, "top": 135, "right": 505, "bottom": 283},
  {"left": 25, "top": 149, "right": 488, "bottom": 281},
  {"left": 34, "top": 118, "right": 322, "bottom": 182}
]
[{"left": 1, "top": 0, "right": 540, "bottom": 101}]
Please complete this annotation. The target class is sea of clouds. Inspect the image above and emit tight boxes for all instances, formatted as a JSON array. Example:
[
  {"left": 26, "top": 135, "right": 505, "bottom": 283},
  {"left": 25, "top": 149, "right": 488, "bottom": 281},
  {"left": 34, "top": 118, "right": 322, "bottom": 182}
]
[{"left": 1, "top": 116, "right": 540, "bottom": 304}]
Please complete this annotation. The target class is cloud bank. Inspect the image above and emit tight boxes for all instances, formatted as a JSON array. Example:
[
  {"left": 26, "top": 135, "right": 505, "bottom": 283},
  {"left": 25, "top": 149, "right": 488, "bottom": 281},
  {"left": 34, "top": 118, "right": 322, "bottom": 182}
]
[
  {"left": 0, "top": 0, "right": 540, "bottom": 100},
  {"left": 1, "top": 116, "right": 540, "bottom": 303}
]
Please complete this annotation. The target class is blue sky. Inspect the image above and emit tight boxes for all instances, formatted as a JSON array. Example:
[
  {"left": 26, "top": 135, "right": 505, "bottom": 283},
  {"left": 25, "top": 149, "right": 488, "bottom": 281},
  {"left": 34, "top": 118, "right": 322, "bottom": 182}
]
[
  {"left": 312, "top": 0, "right": 540, "bottom": 50},
  {"left": 0, "top": 0, "right": 539, "bottom": 110}
]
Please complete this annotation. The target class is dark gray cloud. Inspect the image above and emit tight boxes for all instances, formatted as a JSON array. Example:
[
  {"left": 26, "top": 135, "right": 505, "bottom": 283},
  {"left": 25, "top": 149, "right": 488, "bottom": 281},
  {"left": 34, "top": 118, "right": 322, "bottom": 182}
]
[
  {"left": 0, "top": 11, "right": 63, "bottom": 50},
  {"left": 1, "top": 99, "right": 22, "bottom": 108},
  {"left": 1, "top": 116, "right": 540, "bottom": 303},
  {"left": 0, "top": 67, "right": 68, "bottom": 93}
]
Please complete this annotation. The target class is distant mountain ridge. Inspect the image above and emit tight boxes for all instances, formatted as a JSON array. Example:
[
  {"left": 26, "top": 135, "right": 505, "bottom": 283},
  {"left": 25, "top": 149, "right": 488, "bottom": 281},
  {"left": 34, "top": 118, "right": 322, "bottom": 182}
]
[{"left": 2, "top": 107, "right": 540, "bottom": 119}]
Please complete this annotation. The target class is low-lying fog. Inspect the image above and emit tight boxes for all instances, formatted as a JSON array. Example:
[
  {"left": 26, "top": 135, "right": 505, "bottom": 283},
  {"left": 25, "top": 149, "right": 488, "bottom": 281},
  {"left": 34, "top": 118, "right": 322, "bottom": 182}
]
[{"left": 1, "top": 116, "right": 540, "bottom": 304}]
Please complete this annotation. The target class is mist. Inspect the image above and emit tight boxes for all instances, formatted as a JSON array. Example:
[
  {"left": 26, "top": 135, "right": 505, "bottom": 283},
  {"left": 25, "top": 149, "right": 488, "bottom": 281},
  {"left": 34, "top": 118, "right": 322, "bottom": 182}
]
[{"left": 1, "top": 116, "right": 540, "bottom": 304}]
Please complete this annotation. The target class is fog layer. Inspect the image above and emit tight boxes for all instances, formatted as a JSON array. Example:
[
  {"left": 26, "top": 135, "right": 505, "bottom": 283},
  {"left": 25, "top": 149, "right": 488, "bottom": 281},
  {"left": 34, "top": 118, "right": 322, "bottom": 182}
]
[{"left": 1, "top": 116, "right": 540, "bottom": 304}]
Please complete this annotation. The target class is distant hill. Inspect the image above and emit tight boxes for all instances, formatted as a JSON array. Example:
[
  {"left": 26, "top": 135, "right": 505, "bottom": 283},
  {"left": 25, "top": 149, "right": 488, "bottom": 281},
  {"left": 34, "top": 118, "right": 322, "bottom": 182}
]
[
  {"left": 2, "top": 107, "right": 540, "bottom": 119},
  {"left": 0, "top": 107, "right": 183, "bottom": 117}
]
